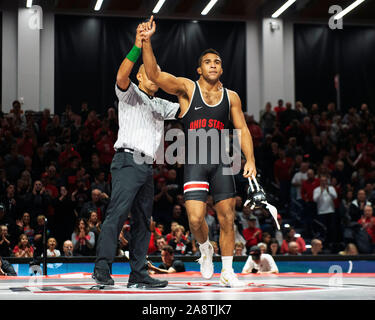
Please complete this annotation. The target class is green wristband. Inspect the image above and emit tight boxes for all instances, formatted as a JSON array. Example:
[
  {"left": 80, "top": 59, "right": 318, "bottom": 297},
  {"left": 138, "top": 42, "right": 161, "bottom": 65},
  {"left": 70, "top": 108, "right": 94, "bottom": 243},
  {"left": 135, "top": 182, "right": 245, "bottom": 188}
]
[{"left": 126, "top": 45, "right": 141, "bottom": 63}]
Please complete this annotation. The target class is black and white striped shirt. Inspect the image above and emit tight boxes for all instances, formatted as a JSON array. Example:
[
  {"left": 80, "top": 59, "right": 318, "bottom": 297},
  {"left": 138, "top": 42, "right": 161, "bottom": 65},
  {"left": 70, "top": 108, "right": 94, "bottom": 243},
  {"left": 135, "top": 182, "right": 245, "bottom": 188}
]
[{"left": 114, "top": 82, "right": 179, "bottom": 159}]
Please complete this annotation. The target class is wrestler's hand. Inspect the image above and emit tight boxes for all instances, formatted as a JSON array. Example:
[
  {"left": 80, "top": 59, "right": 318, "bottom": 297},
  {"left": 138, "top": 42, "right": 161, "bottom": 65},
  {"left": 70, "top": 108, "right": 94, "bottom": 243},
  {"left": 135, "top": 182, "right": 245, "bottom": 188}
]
[
  {"left": 140, "top": 15, "right": 156, "bottom": 42},
  {"left": 135, "top": 24, "right": 144, "bottom": 48},
  {"left": 243, "top": 160, "right": 256, "bottom": 179},
  {"left": 147, "top": 261, "right": 156, "bottom": 271}
]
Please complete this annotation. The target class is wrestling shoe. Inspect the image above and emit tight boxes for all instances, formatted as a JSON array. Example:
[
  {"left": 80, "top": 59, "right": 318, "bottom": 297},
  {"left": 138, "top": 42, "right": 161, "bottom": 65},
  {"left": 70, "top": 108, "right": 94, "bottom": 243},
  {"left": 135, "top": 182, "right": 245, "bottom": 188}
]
[
  {"left": 92, "top": 267, "right": 114, "bottom": 286},
  {"left": 127, "top": 276, "right": 168, "bottom": 289},
  {"left": 219, "top": 269, "right": 245, "bottom": 288},
  {"left": 196, "top": 242, "right": 214, "bottom": 279}
]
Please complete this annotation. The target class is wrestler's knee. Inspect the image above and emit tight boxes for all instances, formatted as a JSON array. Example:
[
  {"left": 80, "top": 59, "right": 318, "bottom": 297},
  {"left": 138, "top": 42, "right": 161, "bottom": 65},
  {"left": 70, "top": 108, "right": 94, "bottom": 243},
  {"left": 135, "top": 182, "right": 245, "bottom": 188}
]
[
  {"left": 189, "top": 215, "right": 205, "bottom": 231},
  {"left": 217, "top": 210, "right": 235, "bottom": 231}
]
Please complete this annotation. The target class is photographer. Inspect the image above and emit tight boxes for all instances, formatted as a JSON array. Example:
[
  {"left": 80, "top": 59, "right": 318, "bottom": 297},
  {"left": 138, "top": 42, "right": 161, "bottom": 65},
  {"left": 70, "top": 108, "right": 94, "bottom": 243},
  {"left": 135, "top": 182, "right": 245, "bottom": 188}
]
[
  {"left": 242, "top": 245, "right": 278, "bottom": 274},
  {"left": 0, "top": 256, "right": 17, "bottom": 276},
  {"left": 147, "top": 245, "right": 185, "bottom": 274}
]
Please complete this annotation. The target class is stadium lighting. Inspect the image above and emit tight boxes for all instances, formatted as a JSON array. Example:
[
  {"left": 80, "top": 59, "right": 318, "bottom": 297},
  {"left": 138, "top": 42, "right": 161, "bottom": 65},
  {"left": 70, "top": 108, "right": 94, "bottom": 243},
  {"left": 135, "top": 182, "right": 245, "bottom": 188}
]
[
  {"left": 201, "top": 0, "right": 218, "bottom": 15},
  {"left": 26, "top": 0, "right": 33, "bottom": 8},
  {"left": 94, "top": 0, "right": 104, "bottom": 11},
  {"left": 271, "top": 0, "right": 296, "bottom": 18},
  {"left": 334, "top": 0, "right": 366, "bottom": 20},
  {"left": 153, "top": 0, "right": 167, "bottom": 14}
]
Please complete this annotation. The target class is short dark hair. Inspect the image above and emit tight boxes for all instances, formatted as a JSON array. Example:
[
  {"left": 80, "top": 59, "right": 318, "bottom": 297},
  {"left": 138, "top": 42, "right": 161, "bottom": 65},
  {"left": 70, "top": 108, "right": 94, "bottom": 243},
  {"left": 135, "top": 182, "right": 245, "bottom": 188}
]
[
  {"left": 162, "top": 245, "right": 174, "bottom": 255},
  {"left": 198, "top": 48, "right": 221, "bottom": 67}
]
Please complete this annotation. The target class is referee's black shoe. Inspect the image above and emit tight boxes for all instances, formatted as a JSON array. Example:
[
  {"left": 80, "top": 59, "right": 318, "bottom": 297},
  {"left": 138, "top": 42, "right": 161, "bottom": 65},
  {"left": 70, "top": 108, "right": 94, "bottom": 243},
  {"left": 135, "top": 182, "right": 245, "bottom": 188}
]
[
  {"left": 127, "top": 276, "right": 168, "bottom": 289},
  {"left": 92, "top": 268, "right": 115, "bottom": 286}
]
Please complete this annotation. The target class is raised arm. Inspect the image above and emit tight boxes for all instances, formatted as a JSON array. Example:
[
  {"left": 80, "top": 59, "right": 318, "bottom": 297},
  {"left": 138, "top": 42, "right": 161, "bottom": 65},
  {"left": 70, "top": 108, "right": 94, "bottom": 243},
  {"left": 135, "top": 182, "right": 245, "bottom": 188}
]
[
  {"left": 229, "top": 90, "right": 256, "bottom": 179},
  {"left": 116, "top": 24, "right": 144, "bottom": 90},
  {"left": 140, "top": 16, "right": 192, "bottom": 98}
]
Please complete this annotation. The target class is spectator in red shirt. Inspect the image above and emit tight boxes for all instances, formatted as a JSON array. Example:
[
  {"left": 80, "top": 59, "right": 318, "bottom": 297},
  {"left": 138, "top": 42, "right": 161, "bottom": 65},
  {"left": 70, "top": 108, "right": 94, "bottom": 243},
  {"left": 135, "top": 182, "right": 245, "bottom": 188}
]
[
  {"left": 39, "top": 108, "right": 52, "bottom": 136},
  {"left": 356, "top": 133, "right": 375, "bottom": 156},
  {"left": 301, "top": 168, "right": 320, "bottom": 237},
  {"left": 246, "top": 115, "right": 263, "bottom": 149},
  {"left": 151, "top": 236, "right": 167, "bottom": 256},
  {"left": 148, "top": 219, "right": 162, "bottom": 255},
  {"left": 96, "top": 132, "right": 115, "bottom": 167},
  {"left": 358, "top": 205, "right": 375, "bottom": 247},
  {"left": 168, "top": 225, "right": 189, "bottom": 255},
  {"left": 13, "top": 234, "right": 34, "bottom": 258},
  {"left": 242, "top": 215, "right": 262, "bottom": 250},
  {"left": 84, "top": 110, "right": 101, "bottom": 136},
  {"left": 166, "top": 221, "right": 179, "bottom": 243},
  {"left": 41, "top": 172, "right": 58, "bottom": 199},
  {"left": 94, "top": 119, "right": 115, "bottom": 143},
  {"left": 280, "top": 227, "right": 306, "bottom": 254},
  {"left": 274, "top": 99, "right": 286, "bottom": 122},
  {"left": 58, "top": 143, "right": 82, "bottom": 169},
  {"left": 274, "top": 149, "right": 294, "bottom": 208},
  {"left": 17, "top": 128, "right": 37, "bottom": 158},
  {"left": 274, "top": 149, "right": 294, "bottom": 184},
  {"left": 301, "top": 169, "right": 320, "bottom": 203}
]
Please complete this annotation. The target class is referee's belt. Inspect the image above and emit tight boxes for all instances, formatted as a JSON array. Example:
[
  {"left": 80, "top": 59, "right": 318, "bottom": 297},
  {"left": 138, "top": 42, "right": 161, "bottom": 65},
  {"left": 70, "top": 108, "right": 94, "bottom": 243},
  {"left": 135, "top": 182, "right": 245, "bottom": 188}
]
[{"left": 116, "top": 148, "right": 154, "bottom": 163}]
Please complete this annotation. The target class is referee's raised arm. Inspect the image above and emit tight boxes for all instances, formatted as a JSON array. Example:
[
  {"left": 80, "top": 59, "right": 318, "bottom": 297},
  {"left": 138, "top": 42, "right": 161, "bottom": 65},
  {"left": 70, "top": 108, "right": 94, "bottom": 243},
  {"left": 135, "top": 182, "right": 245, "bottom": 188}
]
[{"left": 116, "top": 24, "right": 144, "bottom": 91}]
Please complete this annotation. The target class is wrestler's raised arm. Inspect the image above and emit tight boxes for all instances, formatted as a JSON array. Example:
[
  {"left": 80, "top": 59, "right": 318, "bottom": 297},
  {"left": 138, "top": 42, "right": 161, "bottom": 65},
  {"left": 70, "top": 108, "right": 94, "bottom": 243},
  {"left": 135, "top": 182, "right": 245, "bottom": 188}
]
[
  {"left": 140, "top": 16, "right": 194, "bottom": 103},
  {"left": 116, "top": 24, "right": 144, "bottom": 90}
]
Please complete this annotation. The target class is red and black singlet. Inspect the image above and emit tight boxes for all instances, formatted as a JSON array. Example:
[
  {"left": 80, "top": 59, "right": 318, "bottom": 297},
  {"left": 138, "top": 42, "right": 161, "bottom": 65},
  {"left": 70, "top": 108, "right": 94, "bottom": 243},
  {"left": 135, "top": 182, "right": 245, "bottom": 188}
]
[{"left": 178, "top": 81, "right": 231, "bottom": 164}]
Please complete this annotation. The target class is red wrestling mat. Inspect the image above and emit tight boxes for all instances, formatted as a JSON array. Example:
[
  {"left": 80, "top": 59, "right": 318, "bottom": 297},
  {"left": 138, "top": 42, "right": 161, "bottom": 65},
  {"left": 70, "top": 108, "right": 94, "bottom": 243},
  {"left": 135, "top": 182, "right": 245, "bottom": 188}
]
[
  {"left": 1, "top": 272, "right": 375, "bottom": 299},
  {"left": 1, "top": 271, "right": 374, "bottom": 281}
]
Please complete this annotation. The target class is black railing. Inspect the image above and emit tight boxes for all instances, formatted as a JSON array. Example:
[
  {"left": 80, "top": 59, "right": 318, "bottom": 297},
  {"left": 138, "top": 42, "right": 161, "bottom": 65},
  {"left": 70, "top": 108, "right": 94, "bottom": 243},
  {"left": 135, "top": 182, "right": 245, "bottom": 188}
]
[{"left": 5, "top": 254, "right": 375, "bottom": 266}]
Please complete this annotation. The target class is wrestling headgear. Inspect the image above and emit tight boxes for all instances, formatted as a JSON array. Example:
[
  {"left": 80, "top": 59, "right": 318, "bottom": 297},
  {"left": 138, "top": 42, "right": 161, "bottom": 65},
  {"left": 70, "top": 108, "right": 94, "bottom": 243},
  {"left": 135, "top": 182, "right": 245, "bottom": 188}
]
[{"left": 244, "top": 175, "right": 280, "bottom": 230}]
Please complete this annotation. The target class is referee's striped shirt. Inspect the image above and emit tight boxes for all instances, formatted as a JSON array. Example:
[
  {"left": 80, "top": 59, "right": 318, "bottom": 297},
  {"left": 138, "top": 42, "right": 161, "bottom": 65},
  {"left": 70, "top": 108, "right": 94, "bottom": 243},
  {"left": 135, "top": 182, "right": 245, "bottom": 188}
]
[{"left": 114, "top": 82, "right": 179, "bottom": 159}]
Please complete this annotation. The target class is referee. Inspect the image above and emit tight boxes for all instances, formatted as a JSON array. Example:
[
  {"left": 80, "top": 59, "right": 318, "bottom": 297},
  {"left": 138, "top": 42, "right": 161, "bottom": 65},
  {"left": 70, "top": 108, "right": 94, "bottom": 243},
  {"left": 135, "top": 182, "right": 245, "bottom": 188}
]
[{"left": 92, "top": 23, "right": 179, "bottom": 288}]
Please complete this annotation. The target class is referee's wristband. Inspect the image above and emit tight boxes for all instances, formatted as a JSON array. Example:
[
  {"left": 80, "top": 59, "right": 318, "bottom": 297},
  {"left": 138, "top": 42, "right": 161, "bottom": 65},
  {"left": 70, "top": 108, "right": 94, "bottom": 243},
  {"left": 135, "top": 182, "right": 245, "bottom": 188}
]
[{"left": 126, "top": 45, "right": 141, "bottom": 63}]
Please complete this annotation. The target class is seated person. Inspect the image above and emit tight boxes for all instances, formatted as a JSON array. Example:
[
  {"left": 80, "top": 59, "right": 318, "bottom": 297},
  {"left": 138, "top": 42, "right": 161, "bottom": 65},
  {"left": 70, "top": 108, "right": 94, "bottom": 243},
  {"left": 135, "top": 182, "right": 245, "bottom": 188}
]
[
  {"left": 234, "top": 242, "right": 246, "bottom": 256},
  {"left": 280, "top": 227, "right": 306, "bottom": 254},
  {"left": 339, "top": 243, "right": 359, "bottom": 255},
  {"left": 0, "top": 256, "right": 17, "bottom": 276},
  {"left": 303, "top": 238, "right": 323, "bottom": 255},
  {"left": 268, "top": 238, "right": 280, "bottom": 256},
  {"left": 257, "top": 242, "right": 268, "bottom": 254},
  {"left": 284, "top": 241, "right": 301, "bottom": 255},
  {"left": 149, "top": 236, "right": 167, "bottom": 257},
  {"left": 165, "top": 221, "right": 179, "bottom": 243},
  {"left": 46, "top": 237, "right": 61, "bottom": 257},
  {"left": 147, "top": 245, "right": 186, "bottom": 274},
  {"left": 71, "top": 218, "right": 95, "bottom": 256},
  {"left": 156, "top": 223, "right": 165, "bottom": 235},
  {"left": 168, "top": 225, "right": 190, "bottom": 255},
  {"left": 13, "top": 234, "right": 34, "bottom": 258},
  {"left": 242, "top": 245, "right": 279, "bottom": 274},
  {"left": 242, "top": 215, "right": 262, "bottom": 251},
  {"left": 61, "top": 240, "right": 74, "bottom": 257}
]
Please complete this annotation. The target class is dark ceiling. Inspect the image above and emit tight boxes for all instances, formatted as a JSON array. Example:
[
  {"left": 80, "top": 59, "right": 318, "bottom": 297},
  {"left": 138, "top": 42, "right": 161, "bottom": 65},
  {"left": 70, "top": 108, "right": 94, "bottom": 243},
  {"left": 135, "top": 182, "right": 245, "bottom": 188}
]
[{"left": 7, "top": 0, "right": 375, "bottom": 22}]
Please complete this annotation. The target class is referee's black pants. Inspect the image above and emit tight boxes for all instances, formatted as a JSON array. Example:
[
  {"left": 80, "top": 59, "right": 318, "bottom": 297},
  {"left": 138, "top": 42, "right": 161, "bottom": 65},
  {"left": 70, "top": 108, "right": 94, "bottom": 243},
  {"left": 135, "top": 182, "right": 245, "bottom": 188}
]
[{"left": 95, "top": 151, "right": 153, "bottom": 281}]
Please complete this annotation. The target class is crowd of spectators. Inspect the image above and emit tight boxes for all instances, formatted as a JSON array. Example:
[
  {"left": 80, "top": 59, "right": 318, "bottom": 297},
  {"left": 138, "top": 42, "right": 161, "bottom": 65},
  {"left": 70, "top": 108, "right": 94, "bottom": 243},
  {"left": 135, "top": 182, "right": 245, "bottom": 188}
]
[{"left": 0, "top": 97, "right": 374, "bottom": 261}]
